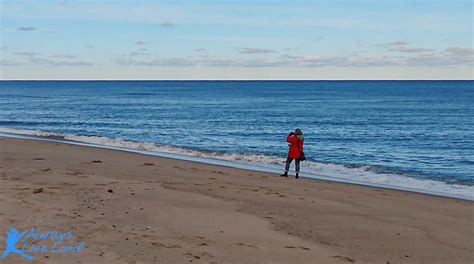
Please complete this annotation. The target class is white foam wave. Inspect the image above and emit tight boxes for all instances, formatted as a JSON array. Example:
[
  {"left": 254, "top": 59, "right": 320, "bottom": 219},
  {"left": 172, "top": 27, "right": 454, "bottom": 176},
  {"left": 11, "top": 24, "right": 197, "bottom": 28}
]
[{"left": 1, "top": 127, "right": 472, "bottom": 200}]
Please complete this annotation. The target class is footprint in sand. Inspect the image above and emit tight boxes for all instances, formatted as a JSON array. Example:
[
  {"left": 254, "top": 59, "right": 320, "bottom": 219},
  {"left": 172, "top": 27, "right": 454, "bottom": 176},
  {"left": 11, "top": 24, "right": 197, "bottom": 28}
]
[
  {"left": 143, "top": 162, "right": 154, "bottom": 166},
  {"left": 284, "top": 246, "right": 310, "bottom": 251},
  {"left": 62, "top": 182, "right": 78, "bottom": 186},
  {"left": 173, "top": 166, "right": 187, "bottom": 171},
  {"left": 332, "top": 255, "right": 356, "bottom": 262},
  {"left": 236, "top": 242, "right": 257, "bottom": 248},
  {"left": 183, "top": 252, "right": 201, "bottom": 260},
  {"left": 92, "top": 160, "right": 103, "bottom": 163},
  {"left": 33, "top": 187, "right": 43, "bottom": 194},
  {"left": 151, "top": 242, "right": 181, "bottom": 249},
  {"left": 33, "top": 157, "right": 45, "bottom": 161},
  {"left": 66, "top": 171, "right": 84, "bottom": 176}
]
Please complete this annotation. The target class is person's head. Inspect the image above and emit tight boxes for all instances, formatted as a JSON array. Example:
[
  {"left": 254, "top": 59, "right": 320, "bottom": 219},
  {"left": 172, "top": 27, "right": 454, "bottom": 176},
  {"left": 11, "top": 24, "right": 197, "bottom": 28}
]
[{"left": 295, "top": 128, "right": 302, "bottom": 135}]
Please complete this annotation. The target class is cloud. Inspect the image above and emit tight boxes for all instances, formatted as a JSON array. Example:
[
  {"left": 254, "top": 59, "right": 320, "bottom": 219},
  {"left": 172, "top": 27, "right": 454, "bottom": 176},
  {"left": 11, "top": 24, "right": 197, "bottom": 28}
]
[
  {"left": 15, "top": 52, "right": 40, "bottom": 57},
  {"left": 280, "top": 54, "right": 301, "bottom": 59},
  {"left": 160, "top": 21, "right": 175, "bottom": 27},
  {"left": 126, "top": 47, "right": 150, "bottom": 57},
  {"left": 377, "top": 41, "right": 410, "bottom": 47},
  {"left": 205, "top": 58, "right": 287, "bottom": 67},
  {"left": 194, "top": 48, "right": 207, "bottom": 52},
  {"left": 236, "top": 48, "right": 277, "bottom": 54},
  {"left": 135, "top": 41, "right": 146, "bottom": 45},
  {"left": 29, "top": 57, "right": 94, "bottom": 66},
  {"left": 301, "top": 56, "right": 321, "bottom": 62},
  {"left": 377, "top": 41, "right": 435, "bottom": 53},
  {"left": 49, "top": 54, "right": 77, "bottom": 59},
  {"left": 10, "top": 51, "right": 93, "bottom": 66},
  {"left": 444, "top": 47, "right": 474, "bottom": 56},
  {"left": 388, "top": 47, "right": 434, "bottom": 53},
  {"left": 115, "top": 56, "right": 195, "bottom": 67},
  {"left": 16, "top": 26, "right": 38, "bottom": 31},
  {"left": 129, "top": 51, "right": 149, "bottom": 57}
]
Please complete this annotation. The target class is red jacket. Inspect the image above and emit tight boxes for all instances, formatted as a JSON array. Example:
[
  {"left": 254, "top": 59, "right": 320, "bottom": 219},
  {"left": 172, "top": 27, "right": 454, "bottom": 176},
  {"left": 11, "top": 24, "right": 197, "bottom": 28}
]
[{"left": 287, "top": 134, "right": 304, "bottom": 159}]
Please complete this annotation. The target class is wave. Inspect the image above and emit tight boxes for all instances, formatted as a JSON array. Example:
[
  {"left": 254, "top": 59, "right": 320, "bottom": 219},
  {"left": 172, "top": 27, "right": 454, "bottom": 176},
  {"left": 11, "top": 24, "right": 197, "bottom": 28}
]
[{"left": 0, "top": 127, "right": 472, "bottom": 200}]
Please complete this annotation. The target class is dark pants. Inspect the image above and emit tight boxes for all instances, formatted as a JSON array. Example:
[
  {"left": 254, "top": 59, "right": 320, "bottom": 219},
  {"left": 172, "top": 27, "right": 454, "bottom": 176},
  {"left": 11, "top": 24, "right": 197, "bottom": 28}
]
[{"left": 285, "top": 157, "right": 300, "bottom": 173}]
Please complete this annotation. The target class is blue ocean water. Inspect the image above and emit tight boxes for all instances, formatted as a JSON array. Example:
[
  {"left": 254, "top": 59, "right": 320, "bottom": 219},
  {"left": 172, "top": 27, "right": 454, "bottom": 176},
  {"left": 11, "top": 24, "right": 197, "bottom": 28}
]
[{"left": 1, "top": 81, "right": 473, "bottom": 198}]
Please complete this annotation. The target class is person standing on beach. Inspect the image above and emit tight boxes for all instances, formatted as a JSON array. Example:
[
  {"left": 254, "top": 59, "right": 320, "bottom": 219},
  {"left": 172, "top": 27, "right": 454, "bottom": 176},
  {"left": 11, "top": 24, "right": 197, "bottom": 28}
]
[{"left": 281, "top": 128, "right": 304, "bottom": 179}]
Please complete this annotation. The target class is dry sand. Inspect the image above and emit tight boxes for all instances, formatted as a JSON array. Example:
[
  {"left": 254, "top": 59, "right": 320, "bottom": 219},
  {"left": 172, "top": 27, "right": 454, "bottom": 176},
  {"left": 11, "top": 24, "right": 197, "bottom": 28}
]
[{"left": 0, "top": 137, "right": 473, "bottom": 263}]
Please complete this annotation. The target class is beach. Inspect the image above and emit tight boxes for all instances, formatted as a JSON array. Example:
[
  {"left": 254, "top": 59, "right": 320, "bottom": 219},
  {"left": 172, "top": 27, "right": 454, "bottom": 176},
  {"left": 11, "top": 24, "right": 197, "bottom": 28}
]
[{"left": 0, "top": 137, "right": 472, "bottom": 263}]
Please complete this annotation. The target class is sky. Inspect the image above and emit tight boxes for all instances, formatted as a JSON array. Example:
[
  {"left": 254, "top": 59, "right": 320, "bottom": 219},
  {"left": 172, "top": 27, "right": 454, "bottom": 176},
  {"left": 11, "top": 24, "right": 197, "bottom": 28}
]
[{"left": 0, "top": 0, "right": 473, "bottom": 80}]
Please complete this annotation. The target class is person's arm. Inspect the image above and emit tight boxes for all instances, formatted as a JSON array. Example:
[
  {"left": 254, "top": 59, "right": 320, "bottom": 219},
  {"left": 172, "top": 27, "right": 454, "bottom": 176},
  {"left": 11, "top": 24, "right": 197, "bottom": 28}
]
[{"left": 286, "top": 133, "right": 296, "bottom": 143}]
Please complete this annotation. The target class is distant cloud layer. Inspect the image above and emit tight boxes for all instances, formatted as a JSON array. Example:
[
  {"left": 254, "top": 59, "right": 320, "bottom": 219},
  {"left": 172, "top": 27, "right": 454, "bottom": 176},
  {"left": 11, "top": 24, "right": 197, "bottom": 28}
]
[
  {"left": 6, "top": 43, "right": 472, "bottom": 69},
  {"left": 115, "top": 45, "right": 473, "bottom": 68}
]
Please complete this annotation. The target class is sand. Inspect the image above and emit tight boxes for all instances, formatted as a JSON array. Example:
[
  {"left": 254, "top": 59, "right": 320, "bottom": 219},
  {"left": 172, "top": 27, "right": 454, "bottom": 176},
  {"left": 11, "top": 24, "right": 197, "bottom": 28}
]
[{"left": 0, "top": 137, "right": 472, "bottom": 263}]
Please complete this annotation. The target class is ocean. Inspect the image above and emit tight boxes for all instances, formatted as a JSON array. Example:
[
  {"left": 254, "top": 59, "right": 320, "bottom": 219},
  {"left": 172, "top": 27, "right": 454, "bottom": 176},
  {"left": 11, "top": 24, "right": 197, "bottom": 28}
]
[{"left": 0, "top": 80, "right": 473, "bottom": 199}]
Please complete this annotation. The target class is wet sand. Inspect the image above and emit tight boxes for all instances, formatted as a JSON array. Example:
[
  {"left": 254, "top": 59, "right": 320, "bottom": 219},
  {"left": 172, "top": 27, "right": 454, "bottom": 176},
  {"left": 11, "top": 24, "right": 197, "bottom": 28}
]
[{"left": 0, "top": 137, "right": 472, "bottom": 263}]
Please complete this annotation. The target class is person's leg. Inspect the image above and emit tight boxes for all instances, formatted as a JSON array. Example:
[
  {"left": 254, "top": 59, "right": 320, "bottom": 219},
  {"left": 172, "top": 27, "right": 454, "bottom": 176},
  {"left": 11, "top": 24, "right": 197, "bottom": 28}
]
[
  {"left": 281, "top": 157, "right": 293, "bottom": 176},
  {"left": 295, "top": 158, "right": 300, "bottom": 179}
]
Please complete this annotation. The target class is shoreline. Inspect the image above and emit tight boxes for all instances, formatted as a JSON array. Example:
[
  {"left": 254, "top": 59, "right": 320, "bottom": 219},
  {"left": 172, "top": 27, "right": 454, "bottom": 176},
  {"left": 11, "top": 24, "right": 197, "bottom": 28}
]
[
  {"left": 0, "top": 131, "right": 472, "bottom": 201},
  {"left": 0, "top": 137, "right": 473, "bottom": 263}
]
